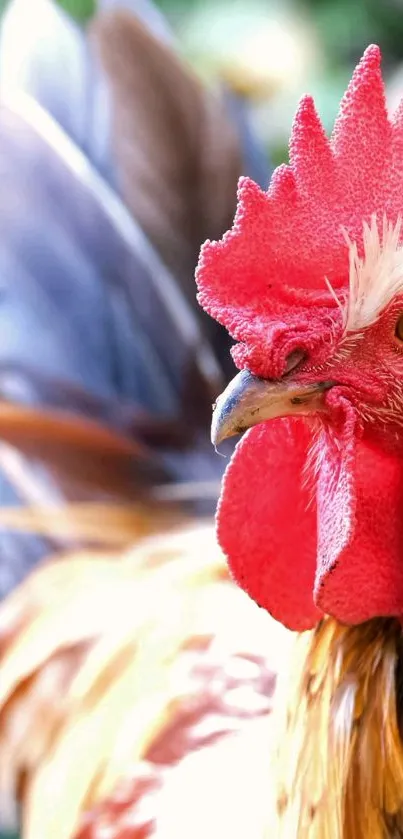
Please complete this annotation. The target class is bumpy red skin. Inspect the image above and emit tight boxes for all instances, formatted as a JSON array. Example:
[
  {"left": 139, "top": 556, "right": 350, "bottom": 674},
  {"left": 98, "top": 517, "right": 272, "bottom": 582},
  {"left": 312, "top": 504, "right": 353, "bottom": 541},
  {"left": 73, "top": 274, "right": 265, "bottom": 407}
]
[{"left": 196, "top": 45, "right": 403, "bottom": 631}]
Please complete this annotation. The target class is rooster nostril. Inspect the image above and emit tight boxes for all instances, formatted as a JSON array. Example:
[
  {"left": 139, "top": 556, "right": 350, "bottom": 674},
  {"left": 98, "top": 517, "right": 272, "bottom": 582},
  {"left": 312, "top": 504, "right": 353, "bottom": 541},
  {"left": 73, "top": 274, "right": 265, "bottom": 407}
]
[{"left": 284, "top": 350, "right": 306, "bottom": 376}]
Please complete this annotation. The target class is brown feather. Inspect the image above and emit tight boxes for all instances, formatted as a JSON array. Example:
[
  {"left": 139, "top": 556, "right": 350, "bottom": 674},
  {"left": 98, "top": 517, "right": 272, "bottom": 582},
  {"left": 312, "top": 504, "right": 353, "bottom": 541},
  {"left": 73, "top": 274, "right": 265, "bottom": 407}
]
[
  {"left": 0, "top": 400, "right": 169, "bottom": 506},
  {"left": 90, "top": 10, "right": 241, "bottom": 291}
]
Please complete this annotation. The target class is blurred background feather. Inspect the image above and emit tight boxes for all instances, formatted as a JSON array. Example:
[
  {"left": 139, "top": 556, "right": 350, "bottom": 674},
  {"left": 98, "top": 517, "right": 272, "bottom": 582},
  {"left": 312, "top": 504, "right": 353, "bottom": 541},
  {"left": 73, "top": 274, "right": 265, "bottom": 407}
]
[
  {"left": 0, "top": 0, "right": 266, "bottom": 597},
  {"left": 0, "top": 0, "right": 279, "bottom": 836}
]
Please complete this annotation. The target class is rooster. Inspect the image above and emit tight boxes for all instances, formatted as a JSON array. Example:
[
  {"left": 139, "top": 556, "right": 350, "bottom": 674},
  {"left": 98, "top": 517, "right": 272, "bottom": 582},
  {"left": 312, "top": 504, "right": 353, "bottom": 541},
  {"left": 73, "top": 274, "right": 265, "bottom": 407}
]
[
  {"left": 197, "top": 43, "right": 403, "bottom": 839},
  {"left": 2, "top": 34, "right": 402, "bottom": 839}
]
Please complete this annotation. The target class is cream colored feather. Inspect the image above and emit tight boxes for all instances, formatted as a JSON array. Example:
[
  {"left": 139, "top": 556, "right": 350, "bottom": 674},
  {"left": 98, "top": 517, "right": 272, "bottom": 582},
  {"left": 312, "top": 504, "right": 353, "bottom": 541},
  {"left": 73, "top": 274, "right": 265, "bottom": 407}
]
[{"left": 0, "top": 522, "right": 286, "bottom": 839}]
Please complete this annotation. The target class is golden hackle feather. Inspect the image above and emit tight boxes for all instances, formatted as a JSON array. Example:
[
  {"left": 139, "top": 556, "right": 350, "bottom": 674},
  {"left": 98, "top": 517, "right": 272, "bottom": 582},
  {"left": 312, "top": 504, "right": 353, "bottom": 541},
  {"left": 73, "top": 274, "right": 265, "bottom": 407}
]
[{"left": 271, "top": 616, "right": 403, "bottom": 839}]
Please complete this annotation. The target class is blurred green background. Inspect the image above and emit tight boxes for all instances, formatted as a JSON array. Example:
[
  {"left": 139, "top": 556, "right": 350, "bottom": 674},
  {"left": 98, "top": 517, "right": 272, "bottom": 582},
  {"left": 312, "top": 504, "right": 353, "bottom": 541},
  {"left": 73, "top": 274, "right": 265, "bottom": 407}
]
[
  {"left": 14, "top": 0, "right": 403, "bottom": 68},
  {"left": 35, "top": 0, "right": 403, "bottom": 163},
  {"left": 2, "top": 0, "right": 403, "bottom": 165}
]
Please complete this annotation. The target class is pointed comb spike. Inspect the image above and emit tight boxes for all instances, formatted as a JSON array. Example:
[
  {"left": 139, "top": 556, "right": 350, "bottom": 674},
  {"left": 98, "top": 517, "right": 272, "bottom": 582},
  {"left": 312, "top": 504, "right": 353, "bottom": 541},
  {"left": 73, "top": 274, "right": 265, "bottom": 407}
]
[
  {"left": 268, "top": 164, "right": 296, "bottom": 201},
  {"left": 289, "top": 95, "right": 334, "bottom": 196},
  {"left": 197, "top": 178, "right": 266, "bottom": 273},
  {"left": 331, "top": 45, "right": 391, "bottom": 222},
  {"left": 235, "top": 176, "right": 267, "bottom": 222},
  {"left": 233, "top": 176, "right": 272, "bottom": 249},
  {"left": 196, "top": 176, "right": 271, "bottom": 324},
  {"left": 332, "top": 45, "right": 385, "bottom": 155}
]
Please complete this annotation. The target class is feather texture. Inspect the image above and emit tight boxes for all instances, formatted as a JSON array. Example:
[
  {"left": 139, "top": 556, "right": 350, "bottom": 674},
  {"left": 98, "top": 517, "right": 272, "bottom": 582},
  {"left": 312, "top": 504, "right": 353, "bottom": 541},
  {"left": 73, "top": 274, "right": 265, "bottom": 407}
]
[
  {"left": 0, "top": 524, "right": 284, "bottom": 839},
  {"left": 272, "top": 617, "right": 403, "bottom": 839},
  {"left": 91, "top": 10, "right": 242, "bottom": 292}
]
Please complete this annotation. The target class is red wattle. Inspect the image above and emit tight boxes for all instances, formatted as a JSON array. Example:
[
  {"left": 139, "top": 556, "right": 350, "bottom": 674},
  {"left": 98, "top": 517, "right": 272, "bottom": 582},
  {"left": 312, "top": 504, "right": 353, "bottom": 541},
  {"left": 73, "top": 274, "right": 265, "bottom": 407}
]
[
  {"left": 216, "top": 418, "right": 322, "bottom": 631},
  {"left": 315, "top": 426, "right": 403, "bottom": 624}
]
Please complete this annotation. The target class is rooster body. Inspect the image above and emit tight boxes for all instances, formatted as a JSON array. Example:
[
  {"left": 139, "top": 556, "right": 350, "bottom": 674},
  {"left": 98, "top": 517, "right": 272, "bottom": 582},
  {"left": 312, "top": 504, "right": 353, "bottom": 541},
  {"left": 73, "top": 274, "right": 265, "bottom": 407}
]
[{"left": 197, "top": 43, "right": 403, "bottom": 839}]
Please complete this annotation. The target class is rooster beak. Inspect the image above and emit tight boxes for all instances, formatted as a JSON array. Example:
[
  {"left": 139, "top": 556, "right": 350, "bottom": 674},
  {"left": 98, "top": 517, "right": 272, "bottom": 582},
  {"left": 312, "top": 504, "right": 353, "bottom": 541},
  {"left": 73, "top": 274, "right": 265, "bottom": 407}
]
[{"left": 211, "top": 369, "right": 333, "bottom": 447}]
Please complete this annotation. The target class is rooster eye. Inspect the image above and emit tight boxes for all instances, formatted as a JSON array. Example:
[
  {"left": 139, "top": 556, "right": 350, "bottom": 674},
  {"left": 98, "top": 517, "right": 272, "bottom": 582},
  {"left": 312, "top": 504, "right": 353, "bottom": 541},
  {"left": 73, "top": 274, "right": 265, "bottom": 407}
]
[
  {"left": 395, "top": 315, "right": 403, "bottom": 343},
  {"left": 284, "top": 350, "right": 306, "bottom": 374}
]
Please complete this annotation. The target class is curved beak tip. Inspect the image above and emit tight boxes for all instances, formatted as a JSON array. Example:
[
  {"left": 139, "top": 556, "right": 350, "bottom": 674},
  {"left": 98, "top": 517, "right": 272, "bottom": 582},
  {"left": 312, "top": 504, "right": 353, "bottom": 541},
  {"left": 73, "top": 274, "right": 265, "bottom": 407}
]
[
  {"left": 211, "top": 369, "right": 255, "bottom": 448},
  {"left": 211, "top": 370, "right": 334, "bottom": 450},
  {"left": 211, "top": 407, "right": 240, "bottom": 450}
]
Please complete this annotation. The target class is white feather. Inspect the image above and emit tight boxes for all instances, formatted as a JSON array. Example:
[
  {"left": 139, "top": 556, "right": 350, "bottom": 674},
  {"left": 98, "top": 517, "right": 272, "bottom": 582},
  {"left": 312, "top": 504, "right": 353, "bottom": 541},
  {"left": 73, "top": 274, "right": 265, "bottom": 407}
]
[{"left": 344, "top": 215, "right": 403, "bottom": 332}]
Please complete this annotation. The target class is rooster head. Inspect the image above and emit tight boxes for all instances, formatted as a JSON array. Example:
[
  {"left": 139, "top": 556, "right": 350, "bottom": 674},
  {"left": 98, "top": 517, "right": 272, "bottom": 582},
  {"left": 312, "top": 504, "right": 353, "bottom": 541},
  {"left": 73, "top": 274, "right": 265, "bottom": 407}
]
[{"left": 196, "top": 45, "right": 403, "bottom": 631}]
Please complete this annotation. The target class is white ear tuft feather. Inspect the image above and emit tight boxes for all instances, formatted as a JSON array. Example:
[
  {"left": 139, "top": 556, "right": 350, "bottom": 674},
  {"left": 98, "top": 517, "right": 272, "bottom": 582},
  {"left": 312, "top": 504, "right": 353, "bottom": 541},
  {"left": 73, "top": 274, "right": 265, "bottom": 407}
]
[{"left": 344, "top": 215, "right": 403, "bottom": 333}]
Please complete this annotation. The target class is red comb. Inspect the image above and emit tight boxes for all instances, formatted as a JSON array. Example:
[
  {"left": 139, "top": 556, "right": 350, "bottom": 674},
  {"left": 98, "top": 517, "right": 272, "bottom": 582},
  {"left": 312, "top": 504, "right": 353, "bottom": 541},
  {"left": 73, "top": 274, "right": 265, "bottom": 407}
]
[{"left": 196, "top": 45, "right": 402, "bottom": 377}]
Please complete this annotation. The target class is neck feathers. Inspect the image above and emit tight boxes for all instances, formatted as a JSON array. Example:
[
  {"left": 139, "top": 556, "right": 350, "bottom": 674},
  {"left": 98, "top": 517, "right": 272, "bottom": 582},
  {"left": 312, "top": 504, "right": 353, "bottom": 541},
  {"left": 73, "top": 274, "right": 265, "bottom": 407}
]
[{"left": 271, "top": 616, "right": 403, "bottom": 839}]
